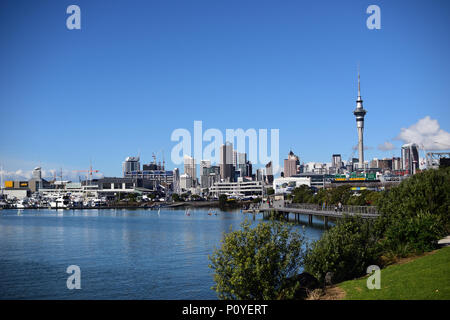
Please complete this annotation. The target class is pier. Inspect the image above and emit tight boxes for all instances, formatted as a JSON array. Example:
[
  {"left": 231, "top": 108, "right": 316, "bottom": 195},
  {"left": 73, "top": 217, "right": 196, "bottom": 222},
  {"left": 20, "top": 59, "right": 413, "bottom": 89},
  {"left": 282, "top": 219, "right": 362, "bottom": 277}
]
[{"left": 251, "top": 200, "right": 379, "bottom": 227}]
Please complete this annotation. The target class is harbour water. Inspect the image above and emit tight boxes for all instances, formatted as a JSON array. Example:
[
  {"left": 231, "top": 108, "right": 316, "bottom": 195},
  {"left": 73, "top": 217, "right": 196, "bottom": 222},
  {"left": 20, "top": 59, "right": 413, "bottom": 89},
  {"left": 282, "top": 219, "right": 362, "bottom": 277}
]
[{"left": 0, "top": 208, "right": 326, "bottom": 299}]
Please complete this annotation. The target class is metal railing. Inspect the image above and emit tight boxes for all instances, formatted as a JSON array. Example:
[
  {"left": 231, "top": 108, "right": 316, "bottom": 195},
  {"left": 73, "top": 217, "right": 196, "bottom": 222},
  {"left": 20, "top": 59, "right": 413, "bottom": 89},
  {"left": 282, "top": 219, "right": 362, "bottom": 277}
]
[{"left": 285, "top": 202, "right": 378, "bottom": 215}]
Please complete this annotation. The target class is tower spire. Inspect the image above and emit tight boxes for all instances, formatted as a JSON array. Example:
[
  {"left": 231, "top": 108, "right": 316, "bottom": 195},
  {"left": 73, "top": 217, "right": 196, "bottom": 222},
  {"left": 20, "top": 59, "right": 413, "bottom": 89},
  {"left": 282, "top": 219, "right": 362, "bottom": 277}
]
[{"left": 358, "top": 64, "right": 361, "bottom": 98}]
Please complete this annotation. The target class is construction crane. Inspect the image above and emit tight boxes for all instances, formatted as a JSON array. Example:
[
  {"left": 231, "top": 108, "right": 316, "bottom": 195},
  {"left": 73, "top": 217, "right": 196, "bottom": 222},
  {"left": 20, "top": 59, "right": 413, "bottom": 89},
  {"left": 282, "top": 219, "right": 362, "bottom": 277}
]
[{"left": 73, "top": 162, "right": 100, "bottom": 185}]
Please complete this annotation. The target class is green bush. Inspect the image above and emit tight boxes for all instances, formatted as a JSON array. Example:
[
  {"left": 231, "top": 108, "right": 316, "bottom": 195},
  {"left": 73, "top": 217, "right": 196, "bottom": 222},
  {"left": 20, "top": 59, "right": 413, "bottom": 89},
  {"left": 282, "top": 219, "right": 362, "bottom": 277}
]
[
  {"left": 304, "top": 215, "right": 381, "bottom": 284},
  {"left": 375, "top": 167, "right": 449, "bottom": 255},
  {"left": 382, "top": 211, "right": 446, "bottom": 255},
  {"left": 208, "top": 219, "right": 308, "bottom": 300},
  {"left": 377, "top": 167, "right": 450, "bottom": 232}
]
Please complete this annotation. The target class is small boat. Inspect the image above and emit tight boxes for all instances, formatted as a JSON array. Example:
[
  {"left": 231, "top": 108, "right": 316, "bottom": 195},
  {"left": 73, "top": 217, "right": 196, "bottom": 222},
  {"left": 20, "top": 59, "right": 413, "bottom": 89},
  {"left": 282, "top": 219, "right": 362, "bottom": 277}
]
[
  {"left": 185, "top": 208, "right": 191, "bottom": 216},
  {"left": 50, "top": 195, "right": 71, "bottom": 209},
  {"left": 158, "top": 208, "right": 160, "bottom": 216}
]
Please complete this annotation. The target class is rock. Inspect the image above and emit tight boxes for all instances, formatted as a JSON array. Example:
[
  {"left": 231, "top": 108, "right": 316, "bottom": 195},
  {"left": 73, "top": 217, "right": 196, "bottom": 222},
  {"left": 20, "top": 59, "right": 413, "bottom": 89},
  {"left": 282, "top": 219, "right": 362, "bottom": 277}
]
[{"left": 325, "top": 272, "right": 335, "bottom": 286}]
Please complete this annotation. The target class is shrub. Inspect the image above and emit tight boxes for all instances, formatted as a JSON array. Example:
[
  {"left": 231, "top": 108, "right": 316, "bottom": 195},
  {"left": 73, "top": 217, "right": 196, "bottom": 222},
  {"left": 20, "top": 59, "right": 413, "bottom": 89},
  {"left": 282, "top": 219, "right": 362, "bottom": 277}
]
[
  {"left": 377, "top": 167, "right": 450, "bottom": 233},
  {"left": 375, "top": 167, "right": 449, "bottom": 255},
  {"left": 304, "top": 215, "right": 381, "bottom": 284},
  {"left": 382, "top": 211, "right": 446, "bottom": 255},
  {"left": 208, "top": 219, "right": 308, "bottom": 300}
]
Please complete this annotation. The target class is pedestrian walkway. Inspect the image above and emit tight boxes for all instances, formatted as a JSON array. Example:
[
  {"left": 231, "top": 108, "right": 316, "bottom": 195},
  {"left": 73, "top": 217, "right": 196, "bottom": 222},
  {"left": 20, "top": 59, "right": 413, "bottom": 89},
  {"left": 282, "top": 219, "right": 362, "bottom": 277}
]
[{"left": 438, "top": 235, "right": 450, "bottom": 247}]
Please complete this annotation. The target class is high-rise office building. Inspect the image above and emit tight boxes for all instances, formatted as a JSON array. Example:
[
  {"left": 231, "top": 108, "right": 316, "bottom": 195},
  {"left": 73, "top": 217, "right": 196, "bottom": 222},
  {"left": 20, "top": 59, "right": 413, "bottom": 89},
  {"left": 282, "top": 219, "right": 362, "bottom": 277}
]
[
  {"left": 122, "top": 156, "right": 140, "bottom": 177},
  {"left": 283, "top": 151, "right": 299, "bottom": 177},
  {"left": 173, "top": 168, "right": 180, "bottom": 193},
  {"left": 237, "top": 152, "right": 247, "bottom": 177},
  {"left": 184, "top": 155, "right": 196, "bottom": 179},
  {"left": 32, "top": 167, "right": 42, "bottom": 180},
  {"left": 199, "top": 160, "right": 212, "bottom": 188},
  {"left": 220, "top": 142, "right": 234, "bottom": 182},
  {"left": 332, "top": 154, "right": 342, "bottom": 169},
  {"left": 392, "top": 157, "right": 401, "bottom": 171},
  {"left": 200, "top": 160, "right": 211, "bottom": 174},
  {"left": 256, "top": 168, "right": 264, "bottom": 182},
  {"left": 401, "top": 143, "right": 419, "bottom": 175},
  {"left": 246, "top": 161, "right": 252, "bottom": 178},
  {"left": 265, "top": 161, "right": 274, "bottom": 184}
]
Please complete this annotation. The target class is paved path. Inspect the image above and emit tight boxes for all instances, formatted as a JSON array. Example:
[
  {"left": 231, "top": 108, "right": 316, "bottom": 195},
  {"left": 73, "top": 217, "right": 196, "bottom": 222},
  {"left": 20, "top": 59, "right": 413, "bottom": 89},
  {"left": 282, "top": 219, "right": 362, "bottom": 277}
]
[{"left": 438, "top": 235, "right": 450, "bottom": 247}]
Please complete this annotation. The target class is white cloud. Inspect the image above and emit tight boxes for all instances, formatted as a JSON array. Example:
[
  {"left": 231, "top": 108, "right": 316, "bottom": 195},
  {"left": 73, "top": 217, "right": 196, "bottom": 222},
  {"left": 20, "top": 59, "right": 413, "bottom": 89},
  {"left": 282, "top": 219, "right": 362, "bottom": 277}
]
[
  {"left": 378, "top": 141, "right": 396, "bottom": 151},
  {"left": 0, "top": 168, "right": 103, "bottom": 182},
  {"left": 396, "top": 116, "right": 450, "bottom": 150}
]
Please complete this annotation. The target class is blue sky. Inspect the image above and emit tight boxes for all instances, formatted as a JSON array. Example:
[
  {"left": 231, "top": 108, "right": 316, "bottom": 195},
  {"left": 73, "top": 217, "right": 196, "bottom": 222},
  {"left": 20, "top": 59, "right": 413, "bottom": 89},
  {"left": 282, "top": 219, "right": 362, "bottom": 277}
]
[{"left": 1, "top": 0, "right": 449, "bottom": 178}]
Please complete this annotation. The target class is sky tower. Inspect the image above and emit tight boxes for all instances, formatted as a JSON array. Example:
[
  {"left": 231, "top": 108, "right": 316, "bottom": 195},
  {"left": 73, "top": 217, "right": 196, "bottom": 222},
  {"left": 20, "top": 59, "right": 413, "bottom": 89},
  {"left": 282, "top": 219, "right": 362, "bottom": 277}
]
[{"left": 353, "top": 69, "right": 367, "bottom": 170}]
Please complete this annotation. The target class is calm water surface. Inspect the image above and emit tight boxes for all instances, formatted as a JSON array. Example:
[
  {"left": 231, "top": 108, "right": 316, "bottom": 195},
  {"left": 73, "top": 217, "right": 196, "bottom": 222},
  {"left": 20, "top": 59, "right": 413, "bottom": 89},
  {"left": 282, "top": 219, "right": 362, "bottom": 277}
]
[{"left": 0, "top": 208, "right": 326, "bottom": 299}]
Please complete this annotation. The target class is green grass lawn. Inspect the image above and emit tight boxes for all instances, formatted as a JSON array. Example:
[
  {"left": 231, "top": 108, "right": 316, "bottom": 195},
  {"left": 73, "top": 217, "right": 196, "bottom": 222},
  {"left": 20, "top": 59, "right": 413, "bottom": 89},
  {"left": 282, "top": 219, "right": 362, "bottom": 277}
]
[{"left": 338, "top": 246, "right": 450, "bottom": 300}]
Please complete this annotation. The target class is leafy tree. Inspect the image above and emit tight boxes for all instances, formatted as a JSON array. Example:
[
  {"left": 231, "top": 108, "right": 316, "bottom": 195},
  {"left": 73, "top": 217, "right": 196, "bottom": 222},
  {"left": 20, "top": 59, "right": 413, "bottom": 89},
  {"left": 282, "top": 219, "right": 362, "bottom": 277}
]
[
  {"left": 267, "top": 187, "right": 275, "bottom": 195},
  {"left": 291, "top": 185, "right": 314, "bottom": 204},
  {"left": 209, "top": 219, "right": 308, "bottom": 299},
  {"left": 172, "top": 193, "right": 180, "bottom": 202},
  {"left": 304, "top": 215, "right": 381, "bottom": 284},
  {"left": 329, "top": 185, "right": 352, "bottom": 205}
]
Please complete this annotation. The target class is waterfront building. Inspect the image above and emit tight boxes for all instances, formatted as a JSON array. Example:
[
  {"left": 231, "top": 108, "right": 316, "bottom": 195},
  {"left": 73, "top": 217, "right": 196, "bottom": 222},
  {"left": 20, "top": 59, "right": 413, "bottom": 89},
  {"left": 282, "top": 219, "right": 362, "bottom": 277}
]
[
  {"left": 123, "top": 170, "right": 174, "bottom": 190},
  {"left": 272, "top": 176, "right": 311, "bottom": 194},
  {"left": 292, "top": 173, "right": 326, "bottom": 189},
  {"left": 28, "top": 167, "right": 49, "bottom": 192},
  {"left": 209, "top": 180, "right": 264, "bottom": 198}
]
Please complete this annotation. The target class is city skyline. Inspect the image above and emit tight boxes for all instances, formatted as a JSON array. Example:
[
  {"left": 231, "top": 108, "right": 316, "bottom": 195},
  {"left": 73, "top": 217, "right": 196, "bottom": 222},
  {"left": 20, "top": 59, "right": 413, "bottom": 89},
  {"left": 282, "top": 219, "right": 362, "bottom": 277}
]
[{"left": 1, "top": 1, "right": 450, "bottom": 179}]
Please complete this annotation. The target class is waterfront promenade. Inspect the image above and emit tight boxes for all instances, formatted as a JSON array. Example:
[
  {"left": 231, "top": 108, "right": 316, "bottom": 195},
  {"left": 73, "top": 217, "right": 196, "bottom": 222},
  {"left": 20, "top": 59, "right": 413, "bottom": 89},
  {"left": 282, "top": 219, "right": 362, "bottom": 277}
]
[{"left": 252, "top": 200, "right": 379, "bottom": 227}]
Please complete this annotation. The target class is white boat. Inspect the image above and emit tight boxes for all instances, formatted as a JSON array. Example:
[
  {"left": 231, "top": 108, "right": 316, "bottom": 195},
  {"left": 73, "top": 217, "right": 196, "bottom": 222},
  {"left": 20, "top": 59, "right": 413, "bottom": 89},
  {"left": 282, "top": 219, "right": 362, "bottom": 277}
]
[
  {"left": 50, "top": 196, "right": 70, "bottom": 209},
  {"left": 15, "top": 199, "right": 29, "bottom": 209}
]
